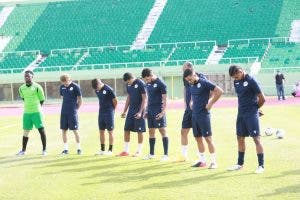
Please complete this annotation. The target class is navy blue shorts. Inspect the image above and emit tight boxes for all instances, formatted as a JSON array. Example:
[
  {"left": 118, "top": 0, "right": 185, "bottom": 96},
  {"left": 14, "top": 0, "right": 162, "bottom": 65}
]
[
  {"left": 124, "top": 115, "right": 146, "bottom": 133},
  {"left": 182, "top": 109, "right": 192, "bottom": 129},
  {"left": 236, "top": 113, "right": 260, "bottom": 137},
  {"left": 192, "top": 113, "right": 211, "bottom": 137},
  {"left": 60, "top": 113, "right": 79, "bottom": 130},
  {"left": 147, "top": 109, "right": 166, "bottom": 129},
  {"left": 98, "top": 112, "right": 114, "bottom": 131}
]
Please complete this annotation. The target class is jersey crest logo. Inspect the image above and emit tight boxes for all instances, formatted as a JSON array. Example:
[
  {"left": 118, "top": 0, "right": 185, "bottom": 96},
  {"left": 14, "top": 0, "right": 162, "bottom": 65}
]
[
  {"left": 153, "top": 83, "right": 157, "bottom": 88},
  {"left": 103, "top": 90, "right": 107, "bottom": 94},
  {"left": 134, "top": 84, "right": 138, "bottom": 88},
  {"left": 70, "top": 87, "right": 73, "bottom": 91},
  {"left": 197, "top": 83, "right": 201, "bottom": 88},
  {"left": 243, "top": 81, "right": 248, "bottom": 87}
]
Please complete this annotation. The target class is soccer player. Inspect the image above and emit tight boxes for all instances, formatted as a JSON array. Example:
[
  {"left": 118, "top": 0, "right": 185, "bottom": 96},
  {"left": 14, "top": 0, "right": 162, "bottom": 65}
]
[
  {"left": 179, "top": 61, "right": 207, "bottom": 161},
  {"left": 227, "top": 65, "right": 266, "bottom": 174},
  {"left": 92, "top": 78, "right": 117, "bottom": 155},
  {"left": 118, "top": 73, "right": 147, "bottom": 157},
  {"left": 184, "top": 68, "right": 223, "bottom": 168},
  {"left": 16, "top": 70, "right": 47, "bottom": 156},
  {"left": 141, "top": 68, "right": 169, "bottom": 161},
  {"left": 59, "top": 74, "right": 83, "bottom": 155}
]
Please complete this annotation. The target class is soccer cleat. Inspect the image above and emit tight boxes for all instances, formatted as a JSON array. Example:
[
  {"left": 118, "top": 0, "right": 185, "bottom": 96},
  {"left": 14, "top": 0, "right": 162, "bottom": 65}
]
[
  {"left": 42, "top": 150, "right": 48, "bottom": 156},
  {"left": 132, "top": 151, "right": 141, "bottom": 157},
  {"left": 104, "top": 151, "right": 113, "bottom": 156},
  {"left": 255, "top": 166, "right": 264, "bottom": 174},
  {"left": 16, "top": 150, "right": 25, "bottom": 156},
  {"left": 61, "top": 150, "right": 69, "bottom": 155},
  {"left": 227, "top": 164, "right": 243, "bottom": 171},
  {"left": 143, "top": 154, "right": 155, "bottom": 160},
  {"left": 117, "top": 151, "right": 129, "bottom": 157},
  {"left": 77, "top": 149, "right": 82, "bottom": 155},
  {"left": 95, "top": 151, "right": 105, "bottom": 156},
  {"left": 192, "top": 161, "right": 207, "bottom": 168},
  {"left": 208, "top": 163, "right": 218, "bottom": 169},
  {"left": 160, "top": 155, "right": 169, "bottom": 162}
]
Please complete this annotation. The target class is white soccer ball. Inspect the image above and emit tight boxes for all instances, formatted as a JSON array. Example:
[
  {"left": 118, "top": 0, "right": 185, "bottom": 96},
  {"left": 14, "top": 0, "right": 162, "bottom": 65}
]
[
  {"left": 264, "top": 128, "right": 273, "bottom": 136},
  {"left": 276, "top": 129, "right": 285, "bottom": 139}
]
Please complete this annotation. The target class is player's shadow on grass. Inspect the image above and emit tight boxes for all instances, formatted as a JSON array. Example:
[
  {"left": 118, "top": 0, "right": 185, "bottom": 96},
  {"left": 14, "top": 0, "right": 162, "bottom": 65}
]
[
  {"left": 42, "top": 158, "right": 145, "bottom": 175},
  {"left": 8, "top": 155, "right": 86, "bottom": 167},
  {"left": 118, "top": 170, "right": 254, "bottom": 193},
  {"left": 266, "top": 169, "right": 300, "bottom": 179},
  {"left": 0, "top": 155, "right": 45, "bottom": 165},
  {"left": 258, "top": 183, "right": 300, "bottom": 197}
]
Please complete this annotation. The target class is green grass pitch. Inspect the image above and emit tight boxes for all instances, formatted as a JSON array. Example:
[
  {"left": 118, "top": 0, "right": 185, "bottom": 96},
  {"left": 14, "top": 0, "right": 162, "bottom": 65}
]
[{"left": 0, "top": 105, "right": 299, "bottom": 200}]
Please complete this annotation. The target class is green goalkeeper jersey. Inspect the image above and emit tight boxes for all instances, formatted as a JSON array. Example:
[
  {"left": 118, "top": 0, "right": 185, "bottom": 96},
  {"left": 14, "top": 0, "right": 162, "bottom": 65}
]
[{"left": 19, "top": 82, "right": 45, "bottom": 113}]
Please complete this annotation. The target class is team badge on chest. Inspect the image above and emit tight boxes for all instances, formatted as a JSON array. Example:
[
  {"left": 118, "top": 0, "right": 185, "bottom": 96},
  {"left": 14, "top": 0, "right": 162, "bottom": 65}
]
[
  {"left": 243, "top": 81, "right": 248, "bottom": 87},
  {"left": 153, "top": 83, "right": 157, "bottom": 88},
  {"left": 103, "top": 90, "right": 107, "bottom": 94},
  {"left": 70, "top": 87, "right": 73, "bottom": 91},
  {"left": 197, "top": 83, "right": 201, "bottom": 88},
  {"left": 134, "top": 84, "right": 138, "bottom": 88}
]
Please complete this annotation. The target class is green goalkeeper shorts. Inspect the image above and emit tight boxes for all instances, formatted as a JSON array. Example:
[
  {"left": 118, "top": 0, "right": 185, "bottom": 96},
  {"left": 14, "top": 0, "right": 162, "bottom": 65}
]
[{"left": 23, "top": 112, "right": 44, "bottom": 130}]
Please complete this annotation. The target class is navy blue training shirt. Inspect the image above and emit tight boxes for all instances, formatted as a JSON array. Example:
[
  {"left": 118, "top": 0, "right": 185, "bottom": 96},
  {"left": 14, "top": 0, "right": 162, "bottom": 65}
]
[
  {"left": 127, "top": 79, "right": 146, "bottom": 114},
  {"left": 146, "top": 78, "right": 167, "bottom": 108},
  {"left": 190, "top": 78, "right": 216, "bottom": 114},
  {"left": 183, "top": 72, "right": 206, "bottom": 110},
  {"left": 234, "top": 74, "right": 262, "bottom": 115},
  {"left": 95, "top": 84, "right": 116, "bottom": 113},
  {"left": 60, "top": 82, "right": 82, "bottom": 115}
]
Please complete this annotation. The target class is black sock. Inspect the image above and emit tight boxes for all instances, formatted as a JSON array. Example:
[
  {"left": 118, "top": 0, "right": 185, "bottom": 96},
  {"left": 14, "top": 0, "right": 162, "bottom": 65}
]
[
  {"left": 162, "top": 137, "right": 169, "bottom": 155},
  {"left": 109, "top": 145, "right": 113, "bottom": 152},
  {"left": 38, "top": 128, "right": 46, "bottom": 151},
  {"left": 22, "top": 136, "right": 29, "bottom": 152},
  {"left": 257, "top": 153, "right": 264, "bottom": 167},
  {"left": 101, "top": 144, "right": 105, "bottom": 151},
  {"left": 238, "top": 151, "right": 245, "bottom": 165},
  {"left": 149, "top": 138, "right": 156, "bottom": 155}
]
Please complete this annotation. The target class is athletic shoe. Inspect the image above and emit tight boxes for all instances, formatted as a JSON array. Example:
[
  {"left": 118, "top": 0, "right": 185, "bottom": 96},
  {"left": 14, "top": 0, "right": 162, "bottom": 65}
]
[
  {"left": 208, "top": 162, "right": 217, "bottom": 169},
  {"left": 77, "top": 149, "right": 82, "bottom": 155},
  {"left": 174, "top": 155, "right": 188, "bottom": 162},
  {"left": 104, "top": 151, "right": 113, "bottom": 156},
  {"left": 95, "top": 151, "right": 105, "bottom": 156},
  {"left": 192, "top": 161, "right": 206, "bottom": 168},
  {"left": 132, "top": 152, "right": 141, "bottom": 157},
  {"left": 160, "top": 155, "right": 169, "bottom": 162},
  {"left": 143, "top": 154, "right": 155, "bottom": 160},
  {"left": 61, "top": 150, "right": 69, "bottom": 155},
  {"left": 255, "top": 166, "right": 264, "bottom": 174},
  {"left": 42, "top": 150, "right": 48, "bottom": 156},
  {"left": 16, "top": 150, "right": 25, "bottom": 156},
  {"left": 117, "top": 151, "right": 129, "bottom": 157},
  {"left": 227, "top": 164, "right": 243, "bottom": 171}
]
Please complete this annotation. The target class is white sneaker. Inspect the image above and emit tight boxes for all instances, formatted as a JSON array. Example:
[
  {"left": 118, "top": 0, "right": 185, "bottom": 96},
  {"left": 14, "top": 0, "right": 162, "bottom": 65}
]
[
  {"left": 208, "top": 162, "right": 218, "bottom": 169},
  {"left": 104, "top": 151, "right": 113, "bottom": 156},
  {"left": 160, "top": 155, "right": 169, "bottom": 162},
  {"left": 227, "top": 164, "right": 243, "bottom": 171},
  {"left": 95, "top": 151, "right": 105, "bottom": 156},
  {"left": 16, "top": 150, "right": 25, "bottom": 156},
  {"left": 132, "top": 151, "right": 141, "bottom": 157},
  {"left": 255, "top": 166, "right": 264, "bottom": 174},
  {"left": 143, "top": 154, "right": 155, "bottom": 160},
  {"left": 42, "top": 150, "right": 48, "bottom": 156}
]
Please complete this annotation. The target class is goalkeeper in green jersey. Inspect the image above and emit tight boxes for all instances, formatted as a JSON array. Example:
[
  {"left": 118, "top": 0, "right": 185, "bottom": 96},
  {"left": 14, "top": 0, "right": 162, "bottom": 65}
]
[{"left": 16, "top": 70, "right": 47, "bottom": 156}]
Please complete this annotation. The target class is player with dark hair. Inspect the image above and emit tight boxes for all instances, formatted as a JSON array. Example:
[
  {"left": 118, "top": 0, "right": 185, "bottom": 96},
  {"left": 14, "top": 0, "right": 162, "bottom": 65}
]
[
  {"left": 228, "top": 65, "right": 266, "bottom": 174},
  {"left": 141, "top": 68, "right": 169, "bottom": 161},
  {"left": 59, "top": 74, "right": 83, "bottom": 155},
  {"left": 16, "top": 70, "right": 47, "bottom": 156},
  {"left": 184, "top": 68, "right": 223, "bottom": 168},
  {"left": 118, "top": 72, "right": 147, "bottom": 157},
  {"left": 92, "top": 78, "right": 117, "bottom": 156},
  {"left": 178, "top": 61, "right": 207, "bottom": 162}
]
